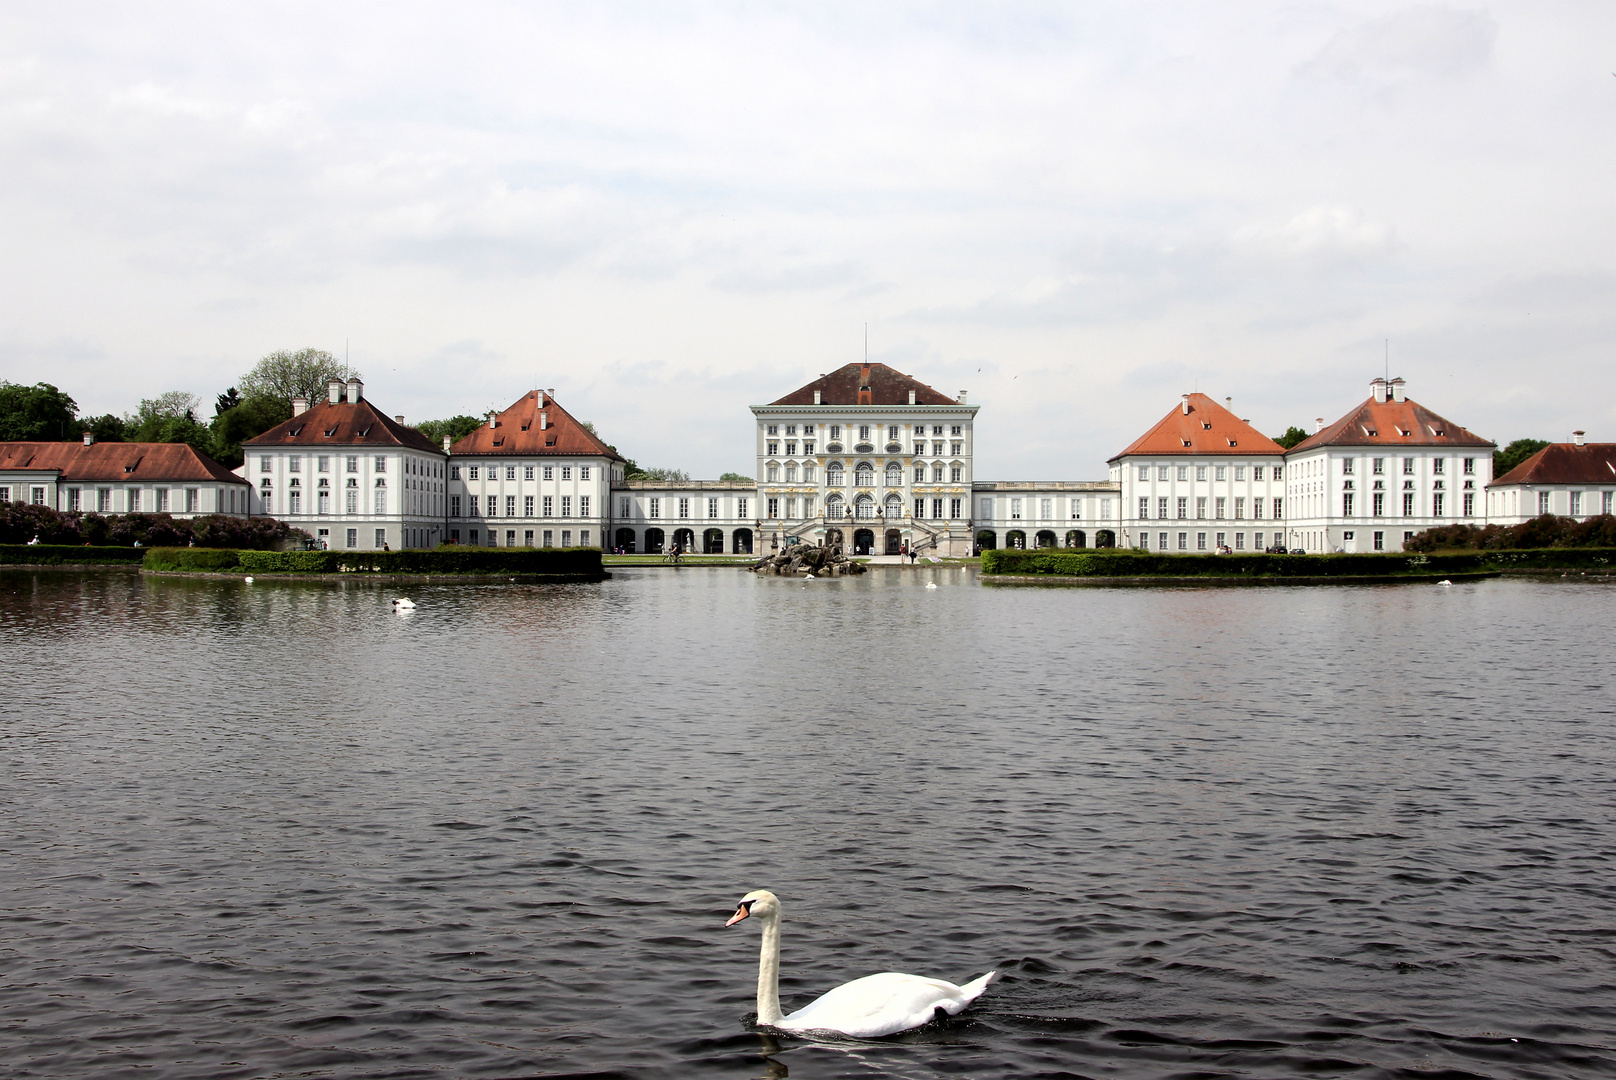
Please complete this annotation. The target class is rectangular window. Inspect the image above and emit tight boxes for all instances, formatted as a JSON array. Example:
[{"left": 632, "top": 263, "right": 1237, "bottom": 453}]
[
  {"left": 1234, "top": 466, "right": 1245, "bottom": 481},
  {"left": 1433, "top": 492, "right": 1445, "bottom": 517},
  {"left": 1158, "top": 532, "right": 1168, "bottom": 549},
  {"left": 708, "top": 497, "right": 719, "bottom": 519},
  {"left": 346, "top": 528, "right": 358, "bottom": 548},
  {"left": 1373, "top": 492, "right": 1384, "bottom": 516},
  {"left": 1463, "top": 458, "right": 1475, "bottom": 475},
  {"left": 1177, "top": 497, "right": 1187, "bottom": 519},
  {"left": 260, "top": 456, "right": 272, "bottom": 473},
  {"left": 621, "top": 497, "right": 630, "bottom": 517},
  {"left": 67, "top": 487, "right": 80, "bottom": 511},
  {"left": 524, "top": 495, "right": 534, "bottom": 516},
  {"left": 1404, "top": 458, "right": 1415, "bottom": 475},
  {"left": 1463, "top": 492, "right": 1475, "bottom": 516},
  {"left": 1041, "top": 498, "right": 1055, "bottom": 518},
  {"left": 1433, "top": 458, "right": 1445, "bottom": 475},
  {"left": 523, "top": 529, "right": 534, "bottom": 546},
  {"left": 1177, "top": 532, "right": 1188, "bottom": 550},
  {"left": 1342, "top": 458, "right": 1354, "bottom": 475},
  {"left": 98, "top": 488, "right": 110, "bottom": 511},
  {"left": 915, "top": 498, "right": 926, "bottom": 519},
  {"left": 983, "top": 498, "right": 995, "bottom": 518},
  {"left": 1216, "top": 531, "right": 1226, "bottom": 549},
  {"left": 1343, "top": 493, "right": 1354, "bottom": 516},
  {"left": 1569, "top": 491, "right": 1583, "bottom": 516},
  {"left": 451, "top": 495, "right": 462, "bottom": 517},
  {"left": 286, "top": 490, "right": 298, "bottom": 514},
  {"left": 544, "top": 495, "right": 555, "bottom": 517},
  {"left": 543, "top": 466, "right": 553, "bottom": 480},
  {"left": 561, "top": 496, "right": 572, "bottom": 517},
  {"left": 542, "top": 529, "right": 553, "bottom": 547},
  {"left": 1253, "top": 497, "right": 1264, "bottom": 519},
  {"left": 1177, "top": 466, "right": 1188, "bottom": 481},
  {"left": 468, "top": 466, "right": 480, "bottom": 480},
  {"left": 1197, "top": 531, "right": 1207, "bottom": 550},
  {"left": 1273, "top": 497, "right": 1282, "bottom": 518},
  {"left": 1011, "top": 498, "right": 1022, "bottom": 519},
  {"left": 1404, "top": 492, "right": 1416, "bottom": 516},
  {"left": 1253, "top": 466, "right": 1264, "bottom": 480},
  {"left": 375, "top": 528, "right": 386, "bottom": 548},
  {"left": 1373, "top": 530, "right": 1384, "bottom": 550},
  {"left": 1372, "top": 457, "right": 1384, "bottom": 474},
  {"left": 1157, "top": 496, "right": 1168, "bottom": 519},
  {"left": 523, "top": 465, "right": 534, "bottom": 480},
  {"left": 560, "top": 529, "right": 571, "bottom": 546},
  {"left": 737, "top": 498, "right": 748, "bottom": 518},
  {"left": 375, "top": 456, "right": 386, "bottom": 472},
  {"left": 346, "top": 488, "right": 357, "bottom": 514},
  {"left": 1196, "top": 465, "right": 1207, "bottom": 481},
  {"left": 127, "top": 488, "right": 140, "bottom": 511},
  {"left": 1215, "top": 465, "right": 1226, "bottom": 481},
  {"left": 767, "top": 497, "right": 779, "bottom": 518},
  {"left": 950, "top": 498, "right": 961, "bottom": 518},
  {"left": 1157, "top": 465, "right": 1169, "bottom": 480},
  {"left": 1273, "top": 467, "right": 1283, "bottom": 481},
  {"left": 450, "top": 465, "right": 460, "bottom": 480},
  {"left": 1235, "top": 532, "right": 1245, "bottom": 550},
  {"left": 1215, "top": 497, "right": 1225, "bottom": 519},
  {"left": 561, "top": 467, "right": 571, "bottom": 480},
  {"left": 1603, "top": 491, "right": 1613, "bottom": 515},
  {"left": 288, "top": 455, "right": 301, "bottom": 473},
  {"left": 185, "top": 488, "right": 198, "bottom": 513},
  {"left": 1234, "top": 497, "right": 1244, "bottom": 519},
  {"left": 1138, "top": 466, "right": 1150, "bottom": 481},
  {"left": 580, "top": 496, "right": 590, "bottom": 517},
  {"left": 374, "top": 488, "right": 386, "bottom": 514},
  {"left": 1254, "top": 532, "right": 1264, "bottom": 549},
  {"left": 1196, "top": 496, "right": 1206, "bottom": 519},
  {"left": 506, "top": 495, "right": 517, "bottom": 516},
  {"left": 1138, "top": 496, "right": 1150, "bottom": 519},
  {"left": 678, "top": 497, "right": 689, "bottom": 518},
  {"left": 933, "top": 497, "right": 944, "bottom": 519}
]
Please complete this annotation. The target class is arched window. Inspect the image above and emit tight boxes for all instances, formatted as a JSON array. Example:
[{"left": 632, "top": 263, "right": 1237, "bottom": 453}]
[
  {"left": 884, "top": 463, "right": 903, "bottom": 487},
  {"left": 826, "top": 494, "right": 844, "bottom": 518},
  {"left": 855, "top": 462, "right": 874, "bottom": 487},
  {"left": 854, "top": 494, "right": 875, "bottom": 519},
  {"left": 884, "top": 494, "right": 903, "bottom": 517},
  {"left": 826, "top": 463, "right": 845, "bottom": 487}
]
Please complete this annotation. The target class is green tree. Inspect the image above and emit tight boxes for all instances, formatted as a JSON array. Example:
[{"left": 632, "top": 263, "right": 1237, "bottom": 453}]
[
  {"left": 0, "top": 381, "right": 78, "bottom": 440},
  {"left": 126, "top": 392, "right": 210, "bottom": 453},
  {"left": 210, "top": 394, "right": 292, "bottom": 468},
  {"left": 80, "top": 414, "right": 128, "bottom": 442},
  {"left": 719, "top": 471, "right": 753, "bottom": 483},
  {"left": 239, "top": 348, "right": 354, "bottom": 405},
  {"left": 640, "top": 466, "right": 690, "bottom": 483},
  {"left": 1271, "top": 426, "right": 1309, "bottom": 449},
  {"left": 415, "top": 415, "right": 486, "bottom": 447},
  {"left": 1494, "top": 438, "right": 1550, "bottom": 479},
  {"left": 214, "top": 387, "right": 243, "bottom": 415}
]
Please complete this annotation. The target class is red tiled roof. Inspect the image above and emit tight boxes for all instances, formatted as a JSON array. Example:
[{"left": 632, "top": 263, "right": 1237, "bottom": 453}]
[
  {"left": 245, "top": 397, "right": 444, "bottom": 454},
  {"left": 0, "top": 441, "right": 249, "bottom": 484},
  {"left": 769, "top": 363, "right": 960, "bottom": 407},
  {"left": 1110, "top": 393, "right": 1285, "bottom": 460},
  {"left": 1289, "top": 397, "right": 1493, "bottom": 453},
  {"left": 450, "top": 391, "right": 623, "bottom": 460},
  {"left": 1490, "top": 442, "right": 1616, "bottom": 486}
]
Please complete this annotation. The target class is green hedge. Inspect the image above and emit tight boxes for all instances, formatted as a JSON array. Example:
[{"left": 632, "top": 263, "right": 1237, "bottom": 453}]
[
  {"left": 0, "top": 544, "right": 147, "bottom": 565},
  {"left": 143, "top": 546, "right": 605, "bottom": 577},
  {"left": 980, "top": 547, "right": 1616, "bottom": 578}
]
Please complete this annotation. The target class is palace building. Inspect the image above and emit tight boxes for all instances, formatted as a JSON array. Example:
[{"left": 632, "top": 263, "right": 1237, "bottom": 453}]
[{"left": 1486, "top": 432, "right": 1616, "bottom": 525}]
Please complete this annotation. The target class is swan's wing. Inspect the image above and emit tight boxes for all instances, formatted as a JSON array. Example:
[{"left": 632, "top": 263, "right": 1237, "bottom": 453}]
[{"left": 778, "top": 972, "right": 977, "bottom": 1038}]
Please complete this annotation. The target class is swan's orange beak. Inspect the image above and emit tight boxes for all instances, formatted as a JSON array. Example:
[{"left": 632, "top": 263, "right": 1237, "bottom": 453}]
[{"left": 726, "top": 904, "right": 750, "bottom": 927}]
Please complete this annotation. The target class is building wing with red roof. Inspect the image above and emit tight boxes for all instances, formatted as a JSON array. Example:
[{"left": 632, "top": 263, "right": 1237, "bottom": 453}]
[
  {"left": 449, "top": 390, "right": 623, "bottom": 461},
  {"left": 0, "top": 438, "right": 250, "bottom": 516},
  {"left": 769, "top": 363, "right": 960, "bottom": 407},
  {"left": 1110, "top": 393, "right": 1285, "bottom": 461},
  {"left": 1486, "top": 435, "right": 1616, "bottom": 523}
]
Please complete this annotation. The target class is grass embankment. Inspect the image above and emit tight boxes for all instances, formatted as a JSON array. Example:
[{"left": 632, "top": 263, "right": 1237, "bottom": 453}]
[
  {"left": 142, "top": 546, "right": 606, "bottom": 579},
  {"left": 0, "top": 544, "right": 147, "bottom": 566},
  {"left": 980, "top": 548, "right": 1616, "bottom": 579}
]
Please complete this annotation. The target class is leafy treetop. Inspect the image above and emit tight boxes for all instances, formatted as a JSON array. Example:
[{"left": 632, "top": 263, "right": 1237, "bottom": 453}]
[
  {"left": 238, "top": 348, "right": 354, "bottom": 405},
  {"left": 1493, "top": 438, "right": 1550, "bottom": 479},
  {"left": 1271, "top": 426, "right": 1310, "bottom": 450},
  {"left": 0, "top": 381, "right": 78, "bottom": 441}
]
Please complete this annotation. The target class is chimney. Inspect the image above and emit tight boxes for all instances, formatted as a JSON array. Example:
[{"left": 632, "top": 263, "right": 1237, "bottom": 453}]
[
  {"left": 539, "top": 411, "right": 548, "bottom": 430},
  {"left": 536, "top": 390, "right": 545, "bottom": 407},
  {"left": 547, "top": 388, "right": 554, "bottom": 397},
  {"left": 329, "top": 379, "right": 343, "bottom": 404},
  {"left": 442, "top": 435, "right": 452, "bottom": 452},
  {"left": 1314, "top": 417, "right": 1325, "bottom": 433},
  {"left": 1371, "top": 377, "right": 1388, "bottom": 403},
  {"left": 82, "top": 431, "right": 94, "bottom": 446},
  {"left": 488, "top": 413, "right": 498, "bottom": 429},
  {"left": 347, "top": 377, "right": 363, "bottom": 402},
  {"left": 1390, "top": 377, "right": 1406, "bottom": 403},
  {"left": 1225, "top": 396, "right": 1233, "bottom": 412},
  {"left": 394, "top": 415, "right": 405, "bottom": 424},
  {"left": 958, "top": 390, "right": 968, "bottom": 404},
  {"left": 1573, "top": 430, "right": 1586, "bottom": 446},
  {"left": 1181, "top": 394, "right": 1190, "bottom": 415},
  {"left": 813, "top": 389, "right": 821, "bottom": 404},
  {"left": 292, "top": 397, "right": 308, "bottom": 416}
]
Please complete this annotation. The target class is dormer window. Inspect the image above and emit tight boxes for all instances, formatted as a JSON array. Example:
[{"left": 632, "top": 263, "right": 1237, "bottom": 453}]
[
  {"left": 288, "top": 425, "right": 303, "bottom": 436},
  {"left": 1181, "top": 439, "right": 1191, "bottom": 447},
  {"left": 357, "top": 426, "right": 372, "bottom": 437},
  {"left": 1202, "top": 422, "right": 1211, "bottom": 430},
  {"left": 324, "top": 426, "right": 337, "bottom": 436},
  {"left": 1226, "top": 439, "right": 1237, "bottom": 447}
]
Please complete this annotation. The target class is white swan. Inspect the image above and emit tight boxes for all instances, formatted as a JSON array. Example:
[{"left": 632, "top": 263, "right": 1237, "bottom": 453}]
[
  {"left": 726, "top": 889, "right": 995, "bottom": 1038},
  {"left": 393, "top": 597, "right": 416, "bottom": 609}
]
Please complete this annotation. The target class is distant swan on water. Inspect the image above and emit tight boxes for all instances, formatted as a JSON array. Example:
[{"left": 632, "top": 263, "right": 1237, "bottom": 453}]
[
  {"left": 393, "top": 597, "right": 416, "bottom": 609},
  {"left": 1437, "top": 580, "right": 1452, "bottom": 587},
  {"left": 726, "top": 889, "right": 995, "bottom": 1038},
  {"left": 925, "top": 581, "right": 938, "bottom": 589}
]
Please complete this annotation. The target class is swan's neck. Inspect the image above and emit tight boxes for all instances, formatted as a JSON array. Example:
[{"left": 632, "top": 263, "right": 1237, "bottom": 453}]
[{"left": 755, "top": 913, "right": 784, "bottom": 1026}]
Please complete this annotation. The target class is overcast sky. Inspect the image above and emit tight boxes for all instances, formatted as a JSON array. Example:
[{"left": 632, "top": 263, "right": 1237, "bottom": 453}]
[{"left": 2, "top": 2, "right": 1612, "bottom": 477}]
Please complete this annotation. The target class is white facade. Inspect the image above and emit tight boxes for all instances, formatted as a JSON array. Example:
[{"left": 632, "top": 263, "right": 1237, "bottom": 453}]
[
  {"left": 1485, "top": 434, "right": 1616, "bottom": 526},
  {"left": 447, "top": 455, "right": 617, "bottom": 550},
  {"left": 609, "top": 481, "right": 756, "bottom": 553},
  {"left": 971, "top": 482, "right": 1121, "bottom": 550},
  {"left": 0, "top": 438, "right": 251, "bottom": 519}
]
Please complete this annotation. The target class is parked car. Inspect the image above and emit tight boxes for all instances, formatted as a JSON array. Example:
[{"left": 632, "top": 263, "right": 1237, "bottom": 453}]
[{"left": 1265, "top": 544, "right": 1288, "bottom": 554}]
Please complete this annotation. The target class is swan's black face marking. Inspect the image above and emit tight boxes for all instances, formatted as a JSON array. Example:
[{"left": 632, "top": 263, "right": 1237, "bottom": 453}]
[{"left": 726, "top": 899, "right": 755, "bottom": 926}]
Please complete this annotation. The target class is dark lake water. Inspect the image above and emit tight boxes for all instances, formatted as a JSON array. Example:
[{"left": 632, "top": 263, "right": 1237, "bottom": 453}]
[{"left": 3, "top": 566, "right": 1615, "bottom": 1079}]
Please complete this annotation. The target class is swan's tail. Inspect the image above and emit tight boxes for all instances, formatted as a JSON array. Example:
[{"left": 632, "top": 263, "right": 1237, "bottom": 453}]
[{"left": 957, "top": 969, "right": 998, "bottom": 1004}]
